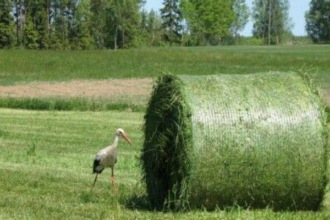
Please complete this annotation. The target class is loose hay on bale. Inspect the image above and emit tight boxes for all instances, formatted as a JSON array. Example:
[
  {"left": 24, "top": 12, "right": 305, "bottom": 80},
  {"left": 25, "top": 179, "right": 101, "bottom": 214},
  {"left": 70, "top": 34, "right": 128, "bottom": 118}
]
[
  {"left": 141, "top": 75, "right": 193, "bottom": 210},
  {"left": 141, "top": 72, "right": 328, "bottom": 211}
]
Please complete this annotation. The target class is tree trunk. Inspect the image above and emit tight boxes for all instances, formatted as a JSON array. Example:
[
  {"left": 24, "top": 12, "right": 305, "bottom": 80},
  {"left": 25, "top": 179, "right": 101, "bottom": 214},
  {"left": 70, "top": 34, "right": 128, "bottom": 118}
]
[
  {"left": 268, "top": 0, "right": 272, "bottom": 45},
  {"left": 114, "top": 26, "right": 118, "bottom": 50},
  {"left": 15, "top": 0, "right": 19, "bottom": 45},
  {"left": 122, "top": 28, "right": 124, "bottom": 48},
  {"left": 15, "top": 0, "right": 25, "bottom": 46}
]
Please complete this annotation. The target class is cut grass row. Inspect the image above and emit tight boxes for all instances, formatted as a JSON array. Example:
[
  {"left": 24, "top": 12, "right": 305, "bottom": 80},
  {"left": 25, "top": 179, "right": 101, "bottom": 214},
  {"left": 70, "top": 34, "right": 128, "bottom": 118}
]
[{"left": 0, "top": 108, "right": 329, "bottom": 219}]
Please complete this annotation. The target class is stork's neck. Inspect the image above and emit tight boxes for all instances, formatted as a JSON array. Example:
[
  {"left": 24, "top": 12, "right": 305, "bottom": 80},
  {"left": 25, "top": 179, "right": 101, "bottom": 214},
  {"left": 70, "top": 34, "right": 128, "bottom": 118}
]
[{"left": 112, "top": 134, "right": 119, "bottom": 148}]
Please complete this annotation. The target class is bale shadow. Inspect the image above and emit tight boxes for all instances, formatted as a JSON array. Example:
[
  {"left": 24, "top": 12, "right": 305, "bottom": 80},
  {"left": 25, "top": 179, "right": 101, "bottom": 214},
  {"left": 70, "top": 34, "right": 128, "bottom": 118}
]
[{"left": 125, "top": 194, "right": 152, "bottom": 211}]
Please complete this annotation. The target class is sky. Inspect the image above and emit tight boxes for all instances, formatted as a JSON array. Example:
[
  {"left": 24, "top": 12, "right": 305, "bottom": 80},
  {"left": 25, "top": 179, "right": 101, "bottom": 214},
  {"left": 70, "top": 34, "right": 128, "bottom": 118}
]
[{"left": 144, "top": 0, "right": 310, "bottom": 36}]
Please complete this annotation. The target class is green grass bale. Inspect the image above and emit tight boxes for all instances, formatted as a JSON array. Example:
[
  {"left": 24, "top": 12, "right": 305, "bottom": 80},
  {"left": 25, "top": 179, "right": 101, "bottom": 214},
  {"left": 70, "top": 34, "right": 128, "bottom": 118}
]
[{"left": 141, "top": 72, "right": 328, "bottom": 211}]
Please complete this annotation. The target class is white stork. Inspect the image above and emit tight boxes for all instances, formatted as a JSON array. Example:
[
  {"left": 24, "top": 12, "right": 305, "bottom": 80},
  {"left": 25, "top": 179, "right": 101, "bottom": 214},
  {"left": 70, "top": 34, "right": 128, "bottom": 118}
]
[{"left": 92, "top": 128, "right": 131, "bottom": 187}]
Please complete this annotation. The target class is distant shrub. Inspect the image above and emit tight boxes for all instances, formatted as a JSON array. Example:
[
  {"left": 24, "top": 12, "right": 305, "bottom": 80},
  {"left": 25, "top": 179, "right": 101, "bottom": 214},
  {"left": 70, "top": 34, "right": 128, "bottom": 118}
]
[{"left": 237, "top": 37, "right": 264, "bottom": 45}]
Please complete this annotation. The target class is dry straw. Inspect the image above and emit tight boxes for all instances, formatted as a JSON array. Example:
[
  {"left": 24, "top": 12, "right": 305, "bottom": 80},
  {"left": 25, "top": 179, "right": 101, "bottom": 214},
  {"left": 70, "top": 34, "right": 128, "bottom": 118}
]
[{"left": 141, "top": 72, "right": 328, "bottom": 211}]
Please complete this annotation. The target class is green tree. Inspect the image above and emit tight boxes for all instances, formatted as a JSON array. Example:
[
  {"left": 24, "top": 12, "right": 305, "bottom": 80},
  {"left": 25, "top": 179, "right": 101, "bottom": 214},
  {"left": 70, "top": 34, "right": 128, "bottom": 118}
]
[
  {"left": 90, "top": 0, "right": 107, "bottom": 48},
  {"left": 50, "top": 0, "right": 71, "bottom": 49},
  {"left": 120, "top": 0, "right": 140, "bottom": 48},
  {"left": 305, "top": 0, "right": 330, "bottom": 43},
  {"left": 77, "top": 0, "right": 94, "bottom": 49},
  {"left": 140, "top": 9, "right": 148, "bottom": 31},
  {"left": 138, "top": 9, "right": 150, "bottom": 46},
  {"left": 231, "top": 0, "right": 250, "bottom": 44},
  {"left": 140, "top": 9, "right": 163, "bottom": 46},
  {"left": 23, "top": 0, "right": 50, "bottom": 49},
  {"left": 67, "top": 0, "right": 93, "bottom": 49},
  {"left": 23, "top": 15, "right": 39, "bottom": 49},
  {"left": 252, "top": 0, "right": 291, "bottom": 45},
  {"left": 0, "top": 0, "right": 15, "bottom": 48},
  {"left": 106, "top": 0, "right": 140, "bottom": 49},
  {"left": 160, "top": 0, "right": 183, "bottom": 44},
  {"left": 182, "top": 0, "right": 234, "bottom": 46},
  {"left": 147, "top": 10, "right": 163, "bottom": 46}
]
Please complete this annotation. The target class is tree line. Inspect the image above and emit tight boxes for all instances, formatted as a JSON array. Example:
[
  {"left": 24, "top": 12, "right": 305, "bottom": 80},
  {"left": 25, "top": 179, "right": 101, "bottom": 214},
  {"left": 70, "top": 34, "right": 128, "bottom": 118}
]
[{"left": 0, "top": 0, "right": 329, "bottom": 49}]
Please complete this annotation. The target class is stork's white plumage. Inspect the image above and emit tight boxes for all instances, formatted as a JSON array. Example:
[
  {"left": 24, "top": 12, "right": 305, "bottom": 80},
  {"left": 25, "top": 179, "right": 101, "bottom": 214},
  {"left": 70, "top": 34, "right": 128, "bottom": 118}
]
[{"left": 92, "top": 128, "right": 131, "bottom": 187}]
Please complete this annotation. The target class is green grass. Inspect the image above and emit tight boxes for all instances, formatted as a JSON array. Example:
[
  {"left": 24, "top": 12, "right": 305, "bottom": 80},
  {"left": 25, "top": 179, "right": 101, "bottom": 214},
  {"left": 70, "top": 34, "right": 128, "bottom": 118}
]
[
  {"left": 0, "top": 108, "right": 330, "bottom": 219},
  {"left": 0, "top": 45, "right": 329, "bottom": 86},
  {"left": 0, "top": 109, "right": 143, "bottom": 219},
  {"left": 0, "top": 97, "right": 145, "bottom": 112}
]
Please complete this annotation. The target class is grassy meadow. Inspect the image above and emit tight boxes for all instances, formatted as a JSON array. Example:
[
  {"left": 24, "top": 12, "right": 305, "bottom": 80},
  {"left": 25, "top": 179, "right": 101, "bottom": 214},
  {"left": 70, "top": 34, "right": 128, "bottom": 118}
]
[
  {"left": 0, "top": 45, "right": 330, "bottom": 219},
  {"left": 0, "top": 45, "right": 330, "bottom": 85}
]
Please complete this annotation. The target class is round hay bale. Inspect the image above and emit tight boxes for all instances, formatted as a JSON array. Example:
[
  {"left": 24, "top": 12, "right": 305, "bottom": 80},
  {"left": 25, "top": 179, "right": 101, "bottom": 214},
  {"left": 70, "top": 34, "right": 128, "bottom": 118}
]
[{"left": 141, "top": 72, "right": 328, "bottom": 211}]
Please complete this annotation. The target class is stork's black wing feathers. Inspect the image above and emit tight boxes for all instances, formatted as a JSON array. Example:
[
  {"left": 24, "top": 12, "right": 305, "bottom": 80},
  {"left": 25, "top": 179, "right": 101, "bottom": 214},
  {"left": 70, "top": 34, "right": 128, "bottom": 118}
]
[{"left": 93, "top": 158, "right": 104, "bottom": 174}]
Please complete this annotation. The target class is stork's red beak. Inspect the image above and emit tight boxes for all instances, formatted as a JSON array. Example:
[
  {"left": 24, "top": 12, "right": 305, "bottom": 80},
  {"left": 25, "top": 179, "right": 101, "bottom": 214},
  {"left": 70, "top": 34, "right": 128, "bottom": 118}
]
[{"left": 121, "top": 132, "right": 132, "bottom": 145}]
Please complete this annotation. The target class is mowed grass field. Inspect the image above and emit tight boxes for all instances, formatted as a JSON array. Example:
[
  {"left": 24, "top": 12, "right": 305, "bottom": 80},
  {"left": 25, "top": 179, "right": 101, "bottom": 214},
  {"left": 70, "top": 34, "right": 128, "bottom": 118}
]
[
  {"left": 1, "top": 109, "right": 329, "bottom": 219},
  {"left": 0, "top": 45, "right": 330, "bottom": 219}
]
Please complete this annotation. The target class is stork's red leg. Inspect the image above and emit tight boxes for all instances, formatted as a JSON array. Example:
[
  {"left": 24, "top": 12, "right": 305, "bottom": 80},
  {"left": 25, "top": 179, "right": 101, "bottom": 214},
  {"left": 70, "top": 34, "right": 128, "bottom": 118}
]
[{"left": 111, "top": 167, "right": 115, "bottom": 186}]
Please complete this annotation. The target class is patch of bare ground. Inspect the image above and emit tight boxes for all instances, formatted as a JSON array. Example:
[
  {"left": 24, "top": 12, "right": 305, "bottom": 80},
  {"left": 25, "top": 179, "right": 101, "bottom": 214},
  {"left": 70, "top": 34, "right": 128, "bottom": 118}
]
[
  {"left": 0, "top": 78, "right": 153, "bottom": 104},
  {"left": 1, "top": 78, "right": 329, "bottom": 107}
]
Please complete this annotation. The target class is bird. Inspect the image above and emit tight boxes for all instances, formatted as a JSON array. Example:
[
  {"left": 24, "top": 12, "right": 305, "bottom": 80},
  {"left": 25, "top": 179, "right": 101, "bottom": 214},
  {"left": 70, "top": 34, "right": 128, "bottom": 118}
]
[{"left": 92, "top": 128, "right": 132, "bottom": 187}]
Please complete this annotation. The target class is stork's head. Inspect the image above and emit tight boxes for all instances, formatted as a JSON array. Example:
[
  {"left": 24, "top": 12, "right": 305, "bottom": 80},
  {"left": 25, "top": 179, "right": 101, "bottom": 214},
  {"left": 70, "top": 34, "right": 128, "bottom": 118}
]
[{"left": 116, "top": 128, "right": 132, "bottom": 144}]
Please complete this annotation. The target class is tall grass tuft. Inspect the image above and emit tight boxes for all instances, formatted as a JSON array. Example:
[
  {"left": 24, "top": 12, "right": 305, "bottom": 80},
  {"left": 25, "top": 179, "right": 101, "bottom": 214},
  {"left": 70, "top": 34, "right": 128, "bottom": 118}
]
[{"left": 141, "top": 72, "right": 328, "bottom": 211}]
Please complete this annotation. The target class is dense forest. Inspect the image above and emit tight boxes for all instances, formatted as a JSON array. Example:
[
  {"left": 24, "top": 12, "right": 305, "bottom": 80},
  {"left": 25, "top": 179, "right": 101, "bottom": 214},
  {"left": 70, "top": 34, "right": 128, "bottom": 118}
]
[{"left": 0, "top": 0, "right": 329, "bottom": 49}]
